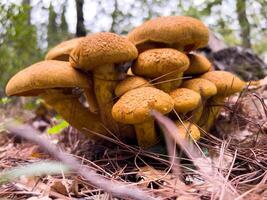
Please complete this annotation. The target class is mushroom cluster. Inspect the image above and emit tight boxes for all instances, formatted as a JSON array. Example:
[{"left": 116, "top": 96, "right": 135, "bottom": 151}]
[{"left": 5, "top": 16, "right": 245, "bottom": 148}]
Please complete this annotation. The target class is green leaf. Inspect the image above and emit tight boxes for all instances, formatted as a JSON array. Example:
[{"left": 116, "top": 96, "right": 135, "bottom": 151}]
[
  {"left": 0, "top": 97, "right": 11, "bottom": 105},
  {"left": 0, "top": 161, "right": 70, "bottom": 185},
  {"left": 47, "top": 120, "right": 69, "bottom": 135}
]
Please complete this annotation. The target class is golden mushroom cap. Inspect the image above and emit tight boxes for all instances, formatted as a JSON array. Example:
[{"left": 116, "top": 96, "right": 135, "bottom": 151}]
[
  {"left": 45, "top": 37, "right": 83, "bottom": 61},
  {"left": 182, "top": 78, "right": 217, "bottom": 98},
  {"left": 200, "top": 71, "right": 245, "bottom": 96},
  {"left": 115, "top": 76, "right": 152, "bottom": 97},
  {"left": 5, "top": 60, "right": 90, "bottom": 96},
  {"left": 112, "top": 87, "right": 174, "bottom": 124},
  {"left": 169, "top": 88, "right": 201, "bottom": 113},
  {"left": 127, "top": 16, "right": 209, "bottom": 52},
  {"left": 175, "top": 121, "right": 201, "bottom": 140},
  {"left": 70, "top": 32, "right": 138, "bottom": 71},
  {"left": 132, "top": 48, "right": 189, "bottom": 78},
  {"left": 184, "top": 53, "right": 212, "bottom": 75}
]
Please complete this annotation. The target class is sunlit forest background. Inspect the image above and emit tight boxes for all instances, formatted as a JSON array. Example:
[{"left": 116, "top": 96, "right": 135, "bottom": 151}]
[{"left": 0, "top": 0, "right": 267, "bottom": 96}]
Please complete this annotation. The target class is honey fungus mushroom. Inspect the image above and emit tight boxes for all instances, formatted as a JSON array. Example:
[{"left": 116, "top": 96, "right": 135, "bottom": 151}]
[
  {"left": 5, "top": 60, "right": 107, "bottom": 139},
  {"left": 175, "top": 121, "right": 201, "bottom": 141},
  {"left": 184, "top": 53, "right": 212, "bottom": 75},
  {"left": 169, "top": 88, "right": 202, "bottom": 122},
  {"left": 127, "top": 16, "right": 209, "bottom": 53},
  {"left": 70, "top": 32, "right": 138, "bottom": 136},
  {"left": 112, "top": 87, "right": 174, "bottom": 148},
  {"left": 115, "top": 76, "right": 152, "bottom": 97},
  {"left": 132, "top": 48, "right": 189, "bottom": 92},
  {"left": 198, "top": 71, "right": 245, "bottom": 131}
]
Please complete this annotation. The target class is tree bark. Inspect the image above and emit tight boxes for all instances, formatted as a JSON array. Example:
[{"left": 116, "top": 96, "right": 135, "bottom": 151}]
[
  {"left": 236, "top": 0, "right": 251, "bottom": 48},
  {"left": 75, "top": 0, "right": 86, "bottom": 37}
]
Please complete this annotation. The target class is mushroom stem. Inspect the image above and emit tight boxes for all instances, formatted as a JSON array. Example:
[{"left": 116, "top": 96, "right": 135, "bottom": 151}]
[
  {"left": 93, "top": 64, "right": 122, "bottom": 136},
  {"left": 134, "top": 119, "right": 159, "bottom": 148},
  {"left": 40, "top": 89, "right": 107, "bottom": 139},
  {"left": 155, "top": 73, "right": 183, "bottom": 93},
  {"left": 84, "top": 87, "right": 98, "bottom": 114}
]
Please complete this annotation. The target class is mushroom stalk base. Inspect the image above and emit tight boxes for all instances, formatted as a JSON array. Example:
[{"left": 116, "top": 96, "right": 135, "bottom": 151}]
[
  {"left": 134, "top": 119, "right": 159, "bottom": 148},
  {"left": 40, "top": 90, "right": 107, "bottom": 140}
]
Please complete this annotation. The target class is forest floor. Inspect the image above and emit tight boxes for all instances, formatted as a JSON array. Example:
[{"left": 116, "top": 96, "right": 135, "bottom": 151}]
[{"left": 1, "top": 78, "right": 267, "bottom": 200}]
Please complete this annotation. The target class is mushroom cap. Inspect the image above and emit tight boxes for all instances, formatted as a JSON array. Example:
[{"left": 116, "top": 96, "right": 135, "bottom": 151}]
[
  {"left": 182, "top": 78, "right": 217, "bottom": 98},
  {"left": 184, "top": 53, "right": 212, "bottom": 75},
  {"left": 115, "top": 76, "right": 152, "bottom": 97},
  {"left": 132, "top": 48, "right": 189, "bottom": 78},
  {"left": 5, "top": 60, "right": 90, "bottom": 96},
  {"left": 200, "top": 71, "right": 245, "bottom": 96},
  {"left": 127, "top": 16, "right": 209, "bottom": 52},
  {"left": 45, "top": 37, "right": 83, "bottom": 61},
  {"left": 112, "top": 87, "right": 174, "bottom": 124},
  {"left": 169, "top": 88, "right": 201, "bottom": 113},
  {"left": 175, "top": 121, "right": 201, "bottom": 140},
  {"left": 70, "top": 32, "right": 138, "bottom": 71}
]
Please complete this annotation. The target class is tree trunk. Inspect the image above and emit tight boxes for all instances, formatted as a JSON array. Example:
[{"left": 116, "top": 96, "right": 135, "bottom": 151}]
[
  {"left": 236, "top": 0, "right": 251, "bottom": 48},
  {"left": 22, "top": 0, "right": 31, "bottom": 25},
  {"left": 75, "top": 0, "right": 86, "bottom": 37}
]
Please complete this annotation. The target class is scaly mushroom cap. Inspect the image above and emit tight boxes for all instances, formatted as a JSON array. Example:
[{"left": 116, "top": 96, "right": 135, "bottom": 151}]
[
  {"left": 132, "top": 48, "right": 189, "bottom": 78},
  {"left": 175, "top": 121, "right": 201, "bottom": 140},
  {"left": 45, "top": 37, "right": 83, "bottom": 61},
  {"left": 128, "top": 16, "right": 209, "bottom": 52},
  {"left": 184, "top": 53, "right": 212, "bottom": 75},
  {"left": 112, "top": 87, "right": 174, "bottom": 124},
  {"left": 170, "top": 88, "right": 201, "bottom": 113},
  {"left": 182, "top": 78, "right": 217, "bottom": 98},
  {"left": 200, "top": 71, "right": 245, "bottom": 96},
  {"left": 70, "top": 32, "right": 138, "bottom": 71},
  {"left": 5, "top": 60, "right": 90, "bottom": 96},
  {"left": 115, "top": 76, "right": 152, "bottom": 97}
]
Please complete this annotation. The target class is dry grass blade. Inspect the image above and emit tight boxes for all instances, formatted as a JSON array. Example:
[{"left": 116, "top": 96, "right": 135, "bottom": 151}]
[
  {"left": 4, "top": 121, "right": 158, "bottom": 200},
  {"left": 151, "top": 110, "right": 239, "bottom": 199}
]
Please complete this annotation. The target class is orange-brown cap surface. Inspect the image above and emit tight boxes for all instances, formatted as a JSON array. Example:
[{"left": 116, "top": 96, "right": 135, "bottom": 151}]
[
  {"left": 45, "top": 37, "right": 83, "bottom": 61},
  {"left": 200, "top": 71, "right": 245, "bottom": 96},
  {"left": 6, "top": 60, "right": 90, "bottom": 96},
  {"left": 132, "top": 48, "right": 189, "bottom": 78},
  {"left": 175, "top": 121, "right": 201, "bottom": 140},
  {"left": 182, "top": 78, "right": 217, "bottom": 98},
  {"left": 70, "top": 32, "right": 138, "bottom": 71},
  {"left": 170, "top": 88, "right": 201, "bottom": 113},
  {"left": 184, "top": 53, "right": 212, "bottom": 75},
  {"left": 112, "top": 87, "right": 174, "bottom": 124},
  {"left": 115, "top": 76, "right": 152, "bottom": 97},
  {"left": 128, "top": 16, "right": 209, "bottom": 52}
]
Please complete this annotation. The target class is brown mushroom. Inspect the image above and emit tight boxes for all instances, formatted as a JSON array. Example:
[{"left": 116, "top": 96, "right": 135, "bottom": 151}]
[
  {"left": 132, "top": 48, "right": 189, "bottom": 92},
  {"left": 112, "top": 87, "right": 174, "bottom": 148},
  {"left": 184, "top": 53, "right": 212, "bottom": 75},
  {"left": 70, "top": 32, "right": 138, "bottom": 136},
  {"left": 175, "top": 121, "right": 201, "bottom": 141}
]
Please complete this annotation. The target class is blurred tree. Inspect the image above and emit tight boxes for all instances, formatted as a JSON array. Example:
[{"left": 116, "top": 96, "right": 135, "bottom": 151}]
[
  {"left": 75, "top": 0, "right": 86, "bottom": 36},
  {"left": 60, "top": 3, "right": 69, "bottom": 39},
  {"left": 47, "top": 3, "right": 60, "bottom": 47},
  {"left": 0, "top": 3, "right": 42, "bottom": 96}
]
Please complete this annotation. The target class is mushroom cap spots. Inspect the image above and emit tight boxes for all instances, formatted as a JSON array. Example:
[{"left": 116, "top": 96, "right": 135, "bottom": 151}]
[
  {"left": 175, "top": 121, "right": 201, "bottom": 140},
  {"left": 184, "top": 53, "right": 212, "bottom": 75},
  {"left": 5, "top": 60, "right": 90, "bottom": 96},
  {"left": 127, "top": 16, "right": 209, "bottom": 52},
  {"left": 70, "top": 32, "right": 138, "bottom": 71},
  {"left": 132, "top": 48, "right": 189, "bottom": 78},
  {"left": 170, "top": 88, "right": 201, "bottom": 113},
  {"left": 45, "top": 37, "right": 83, "bottom": 61},
  {"left": 112, "top": 87, "right": 174, "bottom": 124},
  {"left": 115, "top": 76, "right": 152, "bottom": 97},
  {"left": 200, "top": 71, "right": 245, "bottom": 96},
  {"left": 182, "top": 78, "right": 217, "bottom": 98}
]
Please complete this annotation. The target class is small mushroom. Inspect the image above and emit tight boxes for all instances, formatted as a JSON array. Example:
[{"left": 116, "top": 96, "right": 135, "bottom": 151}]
[
  {"left": 115, "top": 76, "right": 152, "bottom": 97},
  {"left": 112, "top": 87, "right": 174, "bottom": 148},
  {"left": 169, "top": 88, "right": 202, "bottom": 122},
  {"left": 184, "top": 53, "right": 212, "bottom": 75},
  {"left": 127, "top": 16, "right": 209, "bottom": 53},
  {"left": 70, "top": 32, "right": 138, "bottom": 136},
  {"left": 5, "top": 60, "right": 107, "bottom": 139},
  {"left": 198, "top": 71, "right": 245, "bottom": 131},
  {"left": 175, "top": 121, "right": 201, "bottom": 141},
  {"left": 132, "top": 48, "right": 189, "bottom": 92}
]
